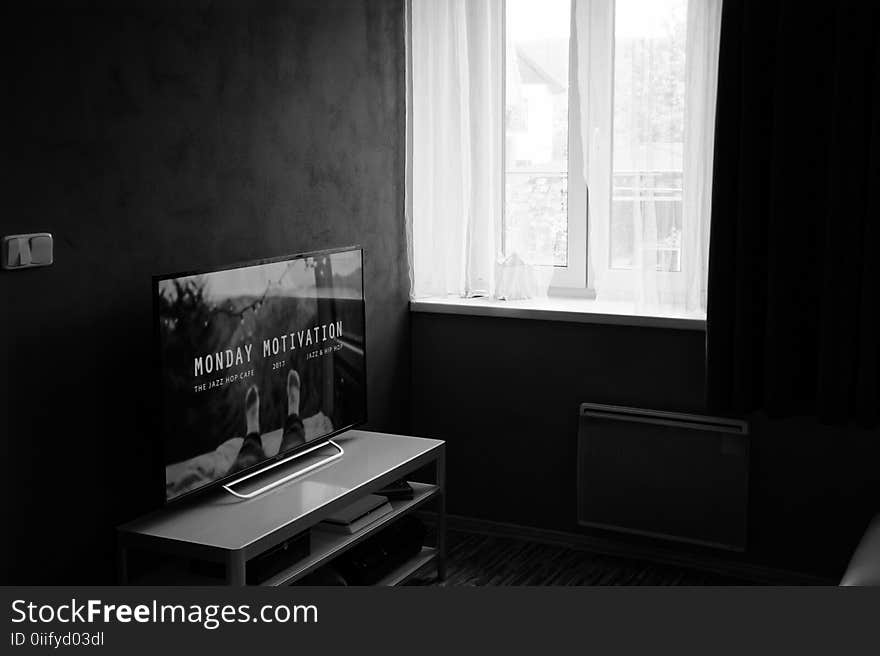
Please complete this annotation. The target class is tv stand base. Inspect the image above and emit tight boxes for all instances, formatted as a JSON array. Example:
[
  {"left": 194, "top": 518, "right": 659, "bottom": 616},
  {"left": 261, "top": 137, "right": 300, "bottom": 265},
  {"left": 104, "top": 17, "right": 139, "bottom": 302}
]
[{"left": 222, "top": 439, "right": 344, "bottom": 500}]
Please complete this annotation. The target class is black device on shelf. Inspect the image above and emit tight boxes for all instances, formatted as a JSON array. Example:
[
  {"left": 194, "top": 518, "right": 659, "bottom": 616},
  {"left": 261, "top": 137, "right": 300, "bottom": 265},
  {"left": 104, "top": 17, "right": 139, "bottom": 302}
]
[
  {"left": 189, "top": 529, "right": 311, "bottom": 584},
  {"left": 335, "top": 516, "right": 427, "bottom": 585},
  {"left": 376, "top": 478, "right": 415, "bottom": 500},
  {"left": 247, "top": 529, "right": 311, "bottom": 584}
]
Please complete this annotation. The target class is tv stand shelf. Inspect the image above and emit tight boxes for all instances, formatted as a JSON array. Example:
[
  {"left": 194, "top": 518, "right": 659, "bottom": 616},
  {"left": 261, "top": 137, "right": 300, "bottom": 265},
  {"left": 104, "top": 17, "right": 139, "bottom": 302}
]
[
  {"left": 117, "top": 430, "right": 446, "bottom": 586},
  {"left": 264, "top": 481, "right": 439, "bottom": 585}
]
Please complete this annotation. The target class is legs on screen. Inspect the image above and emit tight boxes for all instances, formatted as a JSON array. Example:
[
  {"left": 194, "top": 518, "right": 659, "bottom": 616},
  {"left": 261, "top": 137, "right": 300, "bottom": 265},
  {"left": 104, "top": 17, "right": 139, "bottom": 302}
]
[
  {"left": 228, "top": 385, "right": 266, "bottom": 474},
  {"left": 280, "top": 369, "right": 306, "bottom": 452},
  {"left": 228, "top": 369, "right": 305, "bottom": 475}
]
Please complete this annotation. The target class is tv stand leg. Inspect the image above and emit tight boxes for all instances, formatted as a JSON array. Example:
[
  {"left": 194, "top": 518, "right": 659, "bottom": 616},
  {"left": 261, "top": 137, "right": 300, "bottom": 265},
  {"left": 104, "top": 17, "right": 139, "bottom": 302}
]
[
  {"left": 226, "top": 551, "right": 246, "bottom": 586},
  {"left": 117, "top": 545, "right": 129, "bottom": 585},
  {"left": 437, "top": 448, "right": 447, "bottom": 582}
]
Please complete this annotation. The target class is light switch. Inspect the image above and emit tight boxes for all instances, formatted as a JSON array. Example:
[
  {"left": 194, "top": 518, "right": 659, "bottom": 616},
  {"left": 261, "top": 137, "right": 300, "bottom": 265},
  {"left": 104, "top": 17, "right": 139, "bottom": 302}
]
[
  {"left": 2, "top": 233, "right": 53, "bottom": 270},
  {"left": 7, "top": 237, "right": 29, "bottom": 267},
  {"left": 29, "top": 234, "right": 53, "bottom": 265}
]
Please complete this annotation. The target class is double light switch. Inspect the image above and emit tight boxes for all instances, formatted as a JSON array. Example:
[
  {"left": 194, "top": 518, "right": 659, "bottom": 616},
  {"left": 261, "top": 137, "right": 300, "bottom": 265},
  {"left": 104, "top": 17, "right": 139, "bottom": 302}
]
[{"left": 2, "top": 233, "right": 53, "bottom": 270}]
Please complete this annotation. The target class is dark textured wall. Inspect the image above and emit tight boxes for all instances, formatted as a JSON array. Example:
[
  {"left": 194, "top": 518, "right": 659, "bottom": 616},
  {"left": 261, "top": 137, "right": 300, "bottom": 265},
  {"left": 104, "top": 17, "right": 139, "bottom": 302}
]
[
  {"left": 412, "top": 313, "right": 880, "bottom": 579},
  {"left": 411, "top": 313, "right": 706, "bottom": 534},
  {"left": 1, "top": 0, "right": 407, "bottom": 584}
]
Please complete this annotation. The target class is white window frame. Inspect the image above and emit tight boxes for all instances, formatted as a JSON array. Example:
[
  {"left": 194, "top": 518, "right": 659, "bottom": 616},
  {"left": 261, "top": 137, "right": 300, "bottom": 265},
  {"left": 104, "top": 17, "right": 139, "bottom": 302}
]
[
  {"left": 501, "top": 0, "right": 691, "bottom": 300},
  {"left": 502, "top": 0, "right": 588, "bottom": 293}
]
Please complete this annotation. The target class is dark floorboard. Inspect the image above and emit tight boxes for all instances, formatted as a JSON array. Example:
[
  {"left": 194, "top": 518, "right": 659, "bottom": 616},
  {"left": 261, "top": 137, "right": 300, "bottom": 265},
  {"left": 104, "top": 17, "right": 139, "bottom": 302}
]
[{"left": 409, "top": 531, "right": 753, "bottom": 586}]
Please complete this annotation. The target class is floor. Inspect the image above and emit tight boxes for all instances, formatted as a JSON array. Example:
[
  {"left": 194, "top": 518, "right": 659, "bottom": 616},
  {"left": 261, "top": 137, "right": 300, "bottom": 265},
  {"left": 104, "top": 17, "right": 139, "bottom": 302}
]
[{"left": 409, "top": 531, "right": 753, "bottom": 586}]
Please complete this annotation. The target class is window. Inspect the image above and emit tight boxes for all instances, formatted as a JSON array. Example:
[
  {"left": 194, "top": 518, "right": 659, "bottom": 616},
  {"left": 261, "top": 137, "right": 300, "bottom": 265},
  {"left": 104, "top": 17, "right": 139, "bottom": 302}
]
[
  {"left": 504, "top": 0, "right": 586, "bottom": 288},
  {"left": 410, "top": 0, "right": 721, "bottom": 315},
  {"left": 610, "top": 0, "right": 686, "bottom": 275},
  {"left": 504, "top": 0, "right": 572, "bottom": 269}
]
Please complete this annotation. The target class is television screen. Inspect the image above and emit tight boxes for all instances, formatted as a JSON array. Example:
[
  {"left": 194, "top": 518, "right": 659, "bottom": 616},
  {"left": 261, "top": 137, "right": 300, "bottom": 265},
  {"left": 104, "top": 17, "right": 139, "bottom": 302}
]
[{"left": 155, "top": 247, "right": 366, "bottom": 502}]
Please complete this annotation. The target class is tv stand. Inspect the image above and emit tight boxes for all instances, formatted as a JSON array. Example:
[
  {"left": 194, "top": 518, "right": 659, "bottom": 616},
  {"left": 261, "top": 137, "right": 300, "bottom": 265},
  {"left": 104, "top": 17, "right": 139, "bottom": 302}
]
[
  {"left": 117, "top": 430, "right": 445, "bottom": 586},
  {"left": 222, "top": 438, "right": 345, "bottom": 500}
]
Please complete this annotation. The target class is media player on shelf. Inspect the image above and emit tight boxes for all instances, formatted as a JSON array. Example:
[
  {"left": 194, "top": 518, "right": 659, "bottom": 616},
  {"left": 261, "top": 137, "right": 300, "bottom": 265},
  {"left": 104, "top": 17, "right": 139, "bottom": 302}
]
[
  {"left": 318, "top": 494, "right": 394, "bottom": 535},
  {"left": 154, "top": 246, "right": 367, "bottom": 503}
]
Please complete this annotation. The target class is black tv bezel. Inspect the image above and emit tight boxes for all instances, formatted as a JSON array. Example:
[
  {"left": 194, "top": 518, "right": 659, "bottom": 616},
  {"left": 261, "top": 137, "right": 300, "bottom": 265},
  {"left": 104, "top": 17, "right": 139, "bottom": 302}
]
[{"left": 152, "top": 245, "right": 368, "bottom": 505}]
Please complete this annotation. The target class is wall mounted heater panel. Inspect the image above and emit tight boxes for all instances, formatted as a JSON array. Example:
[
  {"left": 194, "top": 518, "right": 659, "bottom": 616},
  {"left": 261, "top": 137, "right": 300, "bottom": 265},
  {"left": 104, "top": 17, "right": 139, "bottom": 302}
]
[{"left": 577, "top": 403, "right": 749, "bottom": 551}]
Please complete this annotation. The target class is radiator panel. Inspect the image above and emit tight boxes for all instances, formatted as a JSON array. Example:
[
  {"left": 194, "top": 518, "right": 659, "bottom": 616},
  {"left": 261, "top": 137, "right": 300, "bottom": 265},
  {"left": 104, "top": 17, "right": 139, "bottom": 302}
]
[{"left": 577, "top": 404, "right": 749, "bottom": 551}]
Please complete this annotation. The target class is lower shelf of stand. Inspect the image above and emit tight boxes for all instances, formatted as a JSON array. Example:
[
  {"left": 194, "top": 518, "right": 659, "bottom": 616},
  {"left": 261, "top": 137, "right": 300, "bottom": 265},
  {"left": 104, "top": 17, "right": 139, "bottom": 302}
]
[
  {"left": 375, "top": 546, "right": 437, "bottom": 586},
  {"left": 262, "top": 481, "right": 440, "bottom": 586}
]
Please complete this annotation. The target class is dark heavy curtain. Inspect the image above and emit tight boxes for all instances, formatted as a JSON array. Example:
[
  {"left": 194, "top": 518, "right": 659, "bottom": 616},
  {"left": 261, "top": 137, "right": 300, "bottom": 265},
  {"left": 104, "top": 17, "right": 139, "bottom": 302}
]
[{"left": 707, "top": 1, "right": 880, "bottom": 425}]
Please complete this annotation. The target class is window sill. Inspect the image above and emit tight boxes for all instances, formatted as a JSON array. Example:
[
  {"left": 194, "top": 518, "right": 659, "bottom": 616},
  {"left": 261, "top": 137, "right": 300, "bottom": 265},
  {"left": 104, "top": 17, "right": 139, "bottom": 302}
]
[{"left": 410, "top": 295, "right": 706, "bottom": 331}]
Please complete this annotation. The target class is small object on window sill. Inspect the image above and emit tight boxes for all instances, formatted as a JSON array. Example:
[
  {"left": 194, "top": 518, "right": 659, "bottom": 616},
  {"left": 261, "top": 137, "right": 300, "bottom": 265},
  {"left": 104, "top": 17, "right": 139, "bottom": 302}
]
[{"left": 494, "top": 253, "right": 538, "bottom": 301}]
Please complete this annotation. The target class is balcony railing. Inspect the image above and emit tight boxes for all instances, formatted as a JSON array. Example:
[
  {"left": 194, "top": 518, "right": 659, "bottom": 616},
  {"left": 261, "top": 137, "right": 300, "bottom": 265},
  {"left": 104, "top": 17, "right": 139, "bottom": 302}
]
[
  {"left": 611, "top": 169, "right": 683, "bottom": 272},
  {"left": 502, "top": 169, "right": 685, "bottom": 272}
]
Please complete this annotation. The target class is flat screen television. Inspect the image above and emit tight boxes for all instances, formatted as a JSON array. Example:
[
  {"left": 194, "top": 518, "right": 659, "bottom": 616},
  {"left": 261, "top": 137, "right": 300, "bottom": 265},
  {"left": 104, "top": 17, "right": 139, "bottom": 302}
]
[{"left": 154, "top": 246, "right": 366, "bottom": 503}]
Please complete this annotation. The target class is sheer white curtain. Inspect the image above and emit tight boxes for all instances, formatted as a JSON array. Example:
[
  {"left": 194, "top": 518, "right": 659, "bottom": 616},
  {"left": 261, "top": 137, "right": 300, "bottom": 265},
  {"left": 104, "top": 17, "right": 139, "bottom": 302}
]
[
  {"left": 409, "top": 0, "right": 721, "bottom": 312},
  {"left": 574, "top": 0, "right": 614, "bottom": 299},
  {"left": 409, "top": 0, "right": 503, "bottom": 298},
  {"left": 579, "top": 0, "right": 722, "bottom": 313},
  {"left": 681, "top": 0, "right": 723, "bottom": 312}
]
